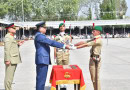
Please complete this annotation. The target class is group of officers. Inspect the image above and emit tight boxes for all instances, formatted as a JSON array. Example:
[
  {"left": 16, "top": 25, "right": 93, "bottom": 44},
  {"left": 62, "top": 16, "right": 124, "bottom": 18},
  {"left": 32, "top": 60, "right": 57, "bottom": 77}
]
[{"left": 3, "top": 21, "right": 103, "bottom": 90}]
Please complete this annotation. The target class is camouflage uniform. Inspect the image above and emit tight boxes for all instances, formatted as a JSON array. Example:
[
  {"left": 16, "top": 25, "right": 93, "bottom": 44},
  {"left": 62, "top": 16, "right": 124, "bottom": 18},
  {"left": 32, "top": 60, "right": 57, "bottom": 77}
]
[{"left": 55, "top": 33, "right": 71, "bottom": 65}]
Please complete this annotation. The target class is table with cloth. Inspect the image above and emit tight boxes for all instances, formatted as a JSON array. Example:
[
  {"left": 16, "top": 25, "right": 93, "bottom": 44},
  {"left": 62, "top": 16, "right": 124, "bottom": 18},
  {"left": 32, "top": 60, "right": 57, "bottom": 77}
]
[{"left": 50, "top": 65, "right": 86, "bottom": 90}]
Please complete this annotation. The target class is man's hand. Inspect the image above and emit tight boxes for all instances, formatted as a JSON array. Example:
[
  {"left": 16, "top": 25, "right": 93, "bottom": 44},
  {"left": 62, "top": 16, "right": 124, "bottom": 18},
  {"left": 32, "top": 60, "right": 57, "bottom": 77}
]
[
  {"left": 5, "top": 61, "right": 10, "bottom": 66},
  {"left": 65, "top": 45, "right": 70, "bottom": 50},
  {"left": 70, "top": 43, "right": 74, "bottom": 47},
  {"left": 70, "top": 46, "right": 77, "bottom": 50},
  {"left": 18, "top": 40, "right": 24, "bottom": 46},
  {"left": 69, "top": 43, "right": 77, "bottom": 50},
  {"left": 74, "top": 41, "right": 85, "bottom": 46}
]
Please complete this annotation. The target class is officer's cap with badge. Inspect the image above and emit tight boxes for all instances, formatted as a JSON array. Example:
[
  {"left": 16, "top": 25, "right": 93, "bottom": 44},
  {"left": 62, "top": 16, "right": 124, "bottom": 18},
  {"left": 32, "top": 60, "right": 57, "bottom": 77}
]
[
  {"left": 93, "top": 26, "right": 102, "bottom": 33},
  {"left": 36, "top": 21, "right": 46, "bottom": 29},
  {"left": 59, "top": 23, "right": 65, "bottom": 28},
  {"left": 6, "top": 23, "right": 16, "bottom": 30}
]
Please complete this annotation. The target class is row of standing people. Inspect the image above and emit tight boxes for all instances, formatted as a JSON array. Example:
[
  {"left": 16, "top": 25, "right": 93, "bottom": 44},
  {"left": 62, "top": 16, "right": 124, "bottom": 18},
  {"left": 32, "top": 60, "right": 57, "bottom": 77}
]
[{"left": 4, "top": 22, "right": 103, "bottom": 90}]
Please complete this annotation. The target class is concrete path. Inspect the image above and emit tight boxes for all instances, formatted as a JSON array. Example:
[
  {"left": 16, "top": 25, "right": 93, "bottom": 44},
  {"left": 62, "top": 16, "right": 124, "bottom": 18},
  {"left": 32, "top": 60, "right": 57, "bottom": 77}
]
[{"left": 0, "top": 38, "right": 130, "bottom": 90}]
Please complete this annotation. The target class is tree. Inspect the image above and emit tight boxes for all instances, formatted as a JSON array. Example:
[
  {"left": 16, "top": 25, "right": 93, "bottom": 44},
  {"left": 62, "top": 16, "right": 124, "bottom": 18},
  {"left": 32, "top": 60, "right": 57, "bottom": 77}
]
[
  {"left": 87, "top": 8, "right": 91, "bottom": 20},
  {"left": 57, "top": 0, "right": 80, "bottom": 20},
  {"left": 7, "top": 0, "right": 33, "bottom": 21},
  {"left": 43, "top": 0, "right": 59, "bottom": 21},
  {"left": 0, "top": 0, "right": 8, "bottom": 19},
  {"left": 118, "top": 0, "right": 127, "bottom": 19},
  {"left": 79, "top": 0, "right": 100, "bottom": 20},
  {"left": 0, "top": 0, "right": 83, "bottom": 21},
  {"left": 42, "top": 0, "right": 80, "bottom": 21},
  {"left": 100, "top": 0, "right": 127, "bottom": 20},
  {"left": 100, "top": 0, "right": 116, "bottom": 20},
  {"left": 31, "top": 0, "right": 45, "bottom": 21}
]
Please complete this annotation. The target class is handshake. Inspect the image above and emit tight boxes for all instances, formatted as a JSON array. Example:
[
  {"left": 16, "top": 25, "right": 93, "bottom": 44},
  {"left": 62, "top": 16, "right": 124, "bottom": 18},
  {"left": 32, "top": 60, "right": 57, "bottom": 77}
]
[
  {"left": 65, "top": 43, "right": 77, "bottom": 50},
  {"left": 69, "top": 43, "right": 77, "bottom": 50}
]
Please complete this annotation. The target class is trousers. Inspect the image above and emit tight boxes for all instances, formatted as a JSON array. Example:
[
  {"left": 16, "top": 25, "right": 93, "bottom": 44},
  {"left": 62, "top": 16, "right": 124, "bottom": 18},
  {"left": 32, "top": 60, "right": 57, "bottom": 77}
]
[
  {"left": 36, "top": 64, "right": 48, "bottom": 90},
  {"left": 89, "top": 57, "right": 101, "bottom": 90},
  {"left": 56, "top": 51, "right": 69, "bottom": 65},
  {"left": 4, "top": 64, "right": 17, "bottom": 90}
]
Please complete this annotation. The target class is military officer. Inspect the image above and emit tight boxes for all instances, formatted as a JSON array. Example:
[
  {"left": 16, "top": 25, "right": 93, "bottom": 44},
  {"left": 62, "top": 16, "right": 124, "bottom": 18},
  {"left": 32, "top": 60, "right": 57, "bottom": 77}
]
[
  {"left": 54, "top": 23, "right": 72, "bottom": 65},
  {"left": 4, "top": 23, "right": 24, "bottom": 90},
  {"left": 34, "top": 21, "right": 70, "bottom": 90},
  {"left": 54, "top": 23, "right": 72, "bottom": 90},
  {"left": 74, "top": 26, "right": 103, "bottom": 90}
]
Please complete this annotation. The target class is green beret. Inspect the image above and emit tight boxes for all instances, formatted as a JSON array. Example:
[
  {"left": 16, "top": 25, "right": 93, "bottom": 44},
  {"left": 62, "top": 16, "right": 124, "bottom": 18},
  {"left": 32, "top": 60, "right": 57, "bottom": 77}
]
[
  {"left": 93, "top": 26, "right": 102, "bottom": 32},
  {"left": 59, "top": 23, "right": 65, "bottom": 28}
]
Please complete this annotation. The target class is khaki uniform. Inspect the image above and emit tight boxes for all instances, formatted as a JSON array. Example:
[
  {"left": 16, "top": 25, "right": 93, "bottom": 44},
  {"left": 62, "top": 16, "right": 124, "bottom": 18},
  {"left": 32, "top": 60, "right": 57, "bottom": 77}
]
[
  {"left": 4, "top": 33, "right": 21, "bottom": 90},
  {"left": 55, "top": 33, "right": 71, "bottom": 65},
  {"left": 86, "top": 35, "right": 102, "bottom": 90}
]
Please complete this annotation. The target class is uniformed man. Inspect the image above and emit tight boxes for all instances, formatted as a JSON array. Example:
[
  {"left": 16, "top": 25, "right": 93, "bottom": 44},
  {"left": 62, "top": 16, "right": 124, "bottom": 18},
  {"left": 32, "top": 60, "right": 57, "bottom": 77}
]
[
  {"left": 74, "top": 26, "right": 103, "bottom": 90},
  {"left": 54, "top": 23, "right": 72, "bottom": 90},
  {"left": 54, "top": 23, "right": 72, "bottom": 65},
  {"left": 4, "top": 23, "right": 24, "bottom": 90},
  {"left": 34, "top": 21, "right": 70, "bottom": 90}
]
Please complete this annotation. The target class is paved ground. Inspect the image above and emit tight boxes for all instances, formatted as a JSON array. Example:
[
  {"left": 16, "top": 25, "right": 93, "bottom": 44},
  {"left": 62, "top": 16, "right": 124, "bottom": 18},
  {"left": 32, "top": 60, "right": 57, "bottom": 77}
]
[{"left": 0, "top": 38, "right": 130, "bottom": 90}]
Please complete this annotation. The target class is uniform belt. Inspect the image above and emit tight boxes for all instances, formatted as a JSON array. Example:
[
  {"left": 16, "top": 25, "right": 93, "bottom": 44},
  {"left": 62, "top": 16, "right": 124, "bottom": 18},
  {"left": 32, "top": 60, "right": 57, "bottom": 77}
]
[
  {"left": 90, "top": 54, "right": 100, "bottom": 58},
  {"left": 90, "top": 54, "right": 101, "bottom": 62},
  {"left": 57, "top": 49, "right": 68, "bottom": 52}
]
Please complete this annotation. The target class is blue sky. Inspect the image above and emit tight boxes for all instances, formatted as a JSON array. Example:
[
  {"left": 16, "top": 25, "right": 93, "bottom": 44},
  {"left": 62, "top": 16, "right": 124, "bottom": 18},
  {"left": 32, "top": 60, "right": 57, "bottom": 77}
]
[{"left": 126, "top": 0, "right": 130, "bottom": 16}]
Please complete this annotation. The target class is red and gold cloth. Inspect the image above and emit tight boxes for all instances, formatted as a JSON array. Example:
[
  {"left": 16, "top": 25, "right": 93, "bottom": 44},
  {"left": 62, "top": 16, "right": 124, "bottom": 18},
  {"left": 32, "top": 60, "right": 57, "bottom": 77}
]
[{"left": 50, "top": 65, "right": 86, "bottom": 90}]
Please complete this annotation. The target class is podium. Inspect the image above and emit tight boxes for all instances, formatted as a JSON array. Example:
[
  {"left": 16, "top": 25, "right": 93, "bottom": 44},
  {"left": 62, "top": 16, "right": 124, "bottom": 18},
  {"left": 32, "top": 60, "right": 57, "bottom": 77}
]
[{"left": 50, "top": 65, "right": 86, "bottom": 90}]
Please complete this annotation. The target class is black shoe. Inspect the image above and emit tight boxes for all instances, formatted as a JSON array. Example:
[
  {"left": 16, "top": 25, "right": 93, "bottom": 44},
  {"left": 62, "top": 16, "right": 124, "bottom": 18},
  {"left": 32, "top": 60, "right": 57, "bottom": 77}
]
[{"left": 60, "top": 88, "right": 66, "bottom": 90}]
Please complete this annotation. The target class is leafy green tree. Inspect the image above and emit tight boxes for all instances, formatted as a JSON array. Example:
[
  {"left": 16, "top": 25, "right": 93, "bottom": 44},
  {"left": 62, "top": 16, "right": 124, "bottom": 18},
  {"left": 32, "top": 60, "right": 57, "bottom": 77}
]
[
  {"left": 79, "top": 0, "right": 100, "bottom": 20},
  {"left": 114, "top": 0, "right": 127, "bottom": 19},
  {"left": 87, "top": 8, "right": 91, "bottom": 20},
  {"left": 58, "top": 0, "right": 80, "bottom": 20},
  {"left": 100, "top": 0, "right": 116, "bottom": 20},
  {"left": 31, "top": 0, "right": 43, "bottom": 21},
  {"left": 7, "top": 0, "right": 33, "bottom": 21},
  {"left": 0, "top": 0, "right": 85, "bottom": 21},
  {"left": 0, "top": 0, "right": 8, "bottom": 19},
  {"left": 100, "top": 0, "right": 127, "bottom": 20},
  {"left": 118, "top": 0, "right": 127, "bottom": 19},
  {"left": 42, "top": 0, "right": 80, "bottom": 21}
]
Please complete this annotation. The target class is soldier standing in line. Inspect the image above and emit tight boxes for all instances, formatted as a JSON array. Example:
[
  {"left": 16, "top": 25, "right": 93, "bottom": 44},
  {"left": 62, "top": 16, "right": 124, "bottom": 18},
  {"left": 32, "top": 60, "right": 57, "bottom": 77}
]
[
  {"left": 4, "top": 23, "right": 24, "bottom": 90},
  {"left": 74, "top": 26, "right": 103, "bottom": 90},
  {"left": 54, "top": 23, "right": 72, "bottom": 90},
  {"left": 54, "top": 23, "right": 72, "bottom": 65}
]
